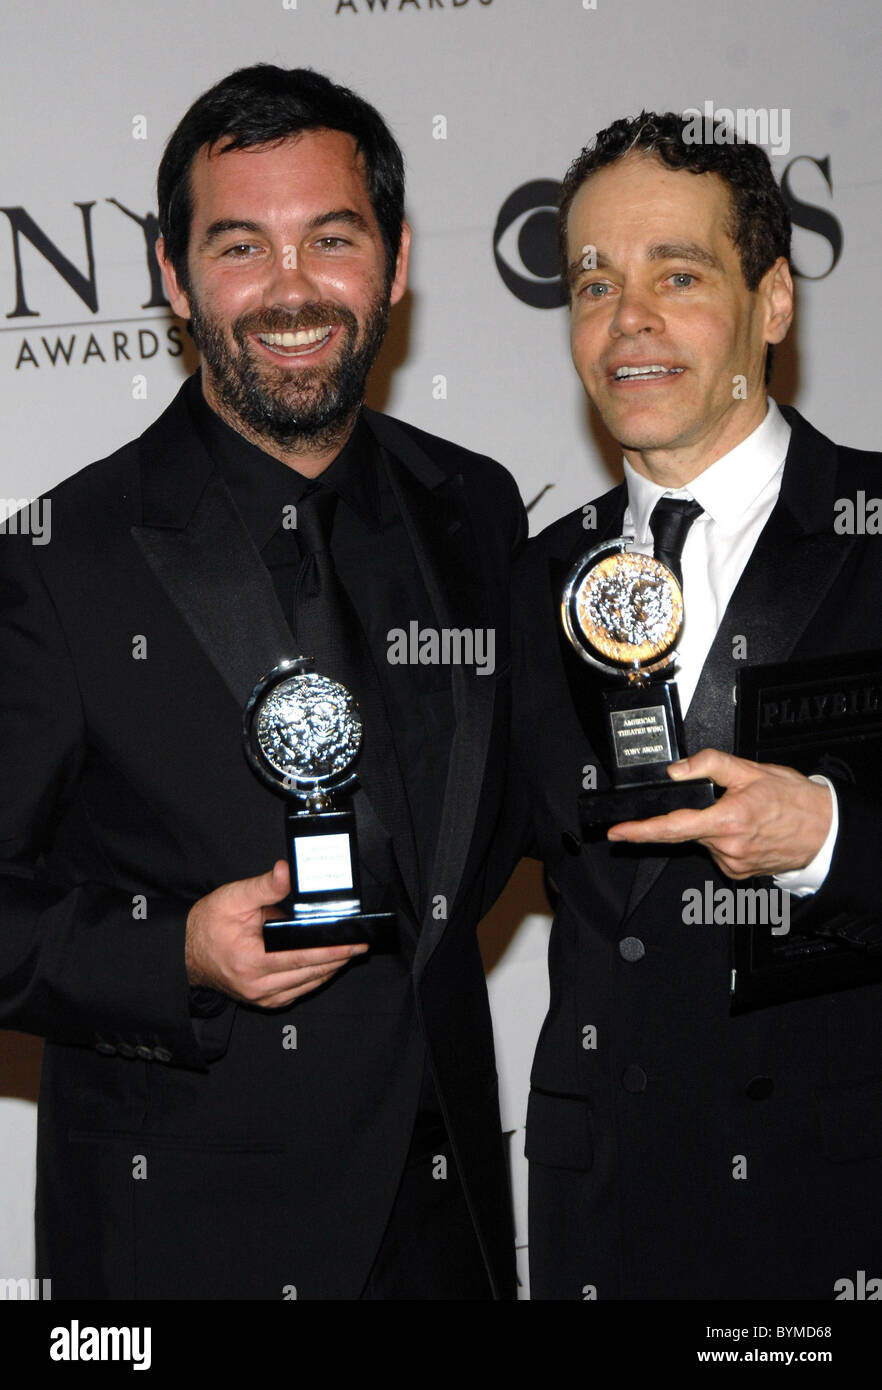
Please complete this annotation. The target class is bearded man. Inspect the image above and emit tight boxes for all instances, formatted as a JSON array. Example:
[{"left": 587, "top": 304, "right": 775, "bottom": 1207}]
[{"left": 0, "top": 64, "right": 524, "bottom": 1300}]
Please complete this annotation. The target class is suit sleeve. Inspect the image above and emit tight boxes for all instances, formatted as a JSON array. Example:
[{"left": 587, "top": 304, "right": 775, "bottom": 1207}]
[
  {"left": 790, "top": 779, "right": 881, "bottom": 943},
  {"left": 0, "top": 529, "right": 225, "bottom": 1071},
  {"left": 509, "top": 470, "right": 529, "bottom": 561},
  {"left": 480, "top": 530, "right": 541, "bottom": 916}
]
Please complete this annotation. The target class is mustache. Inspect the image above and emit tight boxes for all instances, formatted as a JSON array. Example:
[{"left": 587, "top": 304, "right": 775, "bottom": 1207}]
[{"left": 235, "top": 304, "right": 357, "bottom": 337}]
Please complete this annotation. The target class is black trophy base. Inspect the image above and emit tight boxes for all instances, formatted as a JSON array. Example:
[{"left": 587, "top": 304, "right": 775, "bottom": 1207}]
[
  {"left": 579, "top": 777, "right": 716, "bottom": 830},
  {"left": 263, "top": 910, "right": 398, "bottom": 954}
]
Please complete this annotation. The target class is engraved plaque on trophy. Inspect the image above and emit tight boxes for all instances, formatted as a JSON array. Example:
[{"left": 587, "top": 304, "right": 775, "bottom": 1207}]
[
  {"left": 243, "top": 658, "right": 396, "bottom": 952},
  {"left": 561, "top": 538, "right": 715, "bottom": 830}
]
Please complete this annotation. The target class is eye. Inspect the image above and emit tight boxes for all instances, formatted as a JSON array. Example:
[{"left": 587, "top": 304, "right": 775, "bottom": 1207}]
[
  {"left": 580, "top": 281, "right": 612, "bottom": 299},
  {"left": 222, "top": 243, "right": 258, "bottom": 258},
  {"left": 669, "top": 272, "right": 695, "bottom": 288},
  {"left": 315, "top": 236, "right": 349, "bottom": 249}
]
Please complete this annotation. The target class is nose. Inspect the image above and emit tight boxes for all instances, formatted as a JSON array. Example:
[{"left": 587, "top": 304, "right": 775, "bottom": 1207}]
[
  {"left": 262, "top": 242, "right": 318, "bottom": 308},
  {"left": 609, "top": 281, "right": 665, "bottom": 339}
]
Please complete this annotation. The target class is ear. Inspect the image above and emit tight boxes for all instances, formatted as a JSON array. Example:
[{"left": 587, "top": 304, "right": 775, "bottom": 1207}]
[
  {"left": 155, "top": 236, "right": 192, "bottom": 320},
  {"left": 759, "top": 256, "right": 794, "bottom": 346},
  {"left": 388, "top": 221, "right": 411, "bottom": 307}
]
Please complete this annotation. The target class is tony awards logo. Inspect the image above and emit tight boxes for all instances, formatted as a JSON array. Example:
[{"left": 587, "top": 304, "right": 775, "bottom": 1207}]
[{"left": 561, "top": 539, "right": 714, "bottom": 829}]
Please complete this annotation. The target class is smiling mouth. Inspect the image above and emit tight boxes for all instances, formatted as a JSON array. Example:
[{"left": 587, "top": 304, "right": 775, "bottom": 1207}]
[
  {"left": 612, "top": 364, "right": 685, "bottom": 382},
  {"left": 255, "top": 327, "right": 335, "bottom": 357}
]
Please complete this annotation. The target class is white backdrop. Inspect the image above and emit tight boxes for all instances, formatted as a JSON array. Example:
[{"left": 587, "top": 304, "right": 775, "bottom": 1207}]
[{"left": 1, "top": 0, "right": 880, "bottom": 1298}]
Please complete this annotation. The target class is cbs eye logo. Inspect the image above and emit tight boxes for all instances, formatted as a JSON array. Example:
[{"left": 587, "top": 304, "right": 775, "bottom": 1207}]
[{"left": 493, "top": 179, "right": 567, "bottom": 309}]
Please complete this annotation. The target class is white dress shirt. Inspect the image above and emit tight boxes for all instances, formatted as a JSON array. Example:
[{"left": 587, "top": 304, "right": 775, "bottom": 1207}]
[{"left": 621, "top": 398, "right": 837, "bottom": 895}]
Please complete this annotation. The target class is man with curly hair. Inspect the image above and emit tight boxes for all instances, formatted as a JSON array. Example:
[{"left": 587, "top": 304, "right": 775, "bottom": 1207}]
[{"left": 495, "top": 111, "right": 882, "bottom": 1299}]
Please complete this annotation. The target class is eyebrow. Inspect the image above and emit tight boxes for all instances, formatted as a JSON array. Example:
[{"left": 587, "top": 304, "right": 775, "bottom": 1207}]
[
  {"left": 306, "top": 209, "right": 372, "bottom": 235},
  {"left": 200, "top": 208, "right": 372, "bottom": 250},
  {"left": 567, "top": 239, "right": 722, "bottom": 289},
  {"left": 646, "top": 241, "right": 721, "bottom": 270},
  {"left": 201, "top": 219, "right": 263, "bottom": 249}
]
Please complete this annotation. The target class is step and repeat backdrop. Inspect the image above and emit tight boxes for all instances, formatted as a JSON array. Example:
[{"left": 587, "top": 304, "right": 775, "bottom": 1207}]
[{"left": 1, "top": 0, "right": 879, "bottom": 1297}]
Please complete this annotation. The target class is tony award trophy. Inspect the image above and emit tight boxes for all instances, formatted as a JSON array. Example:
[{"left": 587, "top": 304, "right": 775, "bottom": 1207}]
[
  {"left": 243, "top": 658, "right": 396, "bottom": 952},
  {"left": 561, "top": 539, "right": 715, "bottom": 830}
]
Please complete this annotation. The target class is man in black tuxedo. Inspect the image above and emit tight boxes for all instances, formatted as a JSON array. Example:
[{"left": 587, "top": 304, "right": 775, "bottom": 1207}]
[
  {"left": 0, "top": 65, "right": 525, "bottom": 1299},
  {"left": 498, "top": 112, "right": 882, "bottom": 1299}
]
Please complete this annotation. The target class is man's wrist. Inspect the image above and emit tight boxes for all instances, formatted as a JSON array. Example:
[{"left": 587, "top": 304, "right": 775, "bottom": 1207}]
[{"left": 773, "top": 775, "right": 838, "bottom": 897}]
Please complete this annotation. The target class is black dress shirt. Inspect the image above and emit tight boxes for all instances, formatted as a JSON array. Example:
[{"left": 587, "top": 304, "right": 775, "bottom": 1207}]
[{"left": 184, "top": 370, "right": 454, "bottom": 899}]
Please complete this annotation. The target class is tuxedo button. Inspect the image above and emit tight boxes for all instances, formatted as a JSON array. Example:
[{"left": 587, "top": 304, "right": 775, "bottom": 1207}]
[
  {"left": 153, "top": 1047, "right": 172, "bottom": 1064},
  {"left": 746, "top": 1075, "right": 774, "bottom": 1100},
  {"left": 622, "top": 1065, "right": 647, "bottom": 1093},
  {"left": 116, "top": 1041, "right": 136, "bottom": 1059},
  {"left": 618, "top": 936, "right": 645, "bottom": 962},
  {"left": 94, "top": 1037, "right": 117, "bottom": 1057},
  {"left": 561, "top": 831, "right": 582, "bottom": 856}
]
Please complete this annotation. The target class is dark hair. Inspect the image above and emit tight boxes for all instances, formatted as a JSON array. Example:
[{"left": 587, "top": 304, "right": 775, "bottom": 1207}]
[
  {"left": 157, "top": 64, "right": 405, "bottom": 291},
  {"left": 558, "top": 110, "right": 791, "bottom": 383}
]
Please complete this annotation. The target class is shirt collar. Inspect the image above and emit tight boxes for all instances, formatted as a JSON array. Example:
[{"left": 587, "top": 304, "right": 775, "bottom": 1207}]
[
  {"left": 623, "top": 398, "right": 792, "bottom": 542},
  {"left": 184, "top": 369, "right": 380, "bottom": 547},
  {"left": 319, "top": 415, "right": 380, "bottom": 531}
]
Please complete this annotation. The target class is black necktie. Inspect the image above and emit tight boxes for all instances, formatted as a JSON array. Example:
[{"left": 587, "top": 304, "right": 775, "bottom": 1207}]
[
  {"left": 648, "top": 496, "right": 703, "bottom": 591},
  {"left": 292, "top": 485, "right": 419, "bottom": 907},
  {"left": 293, "top": 487, "right": 360, "bottom": 690}
]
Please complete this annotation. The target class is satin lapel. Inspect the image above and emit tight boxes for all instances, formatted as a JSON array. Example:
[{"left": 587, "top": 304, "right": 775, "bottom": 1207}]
[
  {"left": 365, "top": 413, "right": 495, "bottom": 973},
  {"left": 552, "top": 483, "right": 628, "bottom": 744},
  {"left": 327, "top": 454, "right": 423, "bottom": 922},
  {"left": 131, "top": 401, "right": 293, "bottom": 706},
  {"left": 683, "top": 510, "right": 856, "bottom": 758},
  {"left": 132, "top": 392, "right": 420, "bottom": 938},
  {"left": 552, "top": 481, "right": 629, "bottom": 600},
  {"left": 623, "top": 410, "right": 857, "bottom": 923},
  {"left": 589, "top": 482, "right": 630, "bottom": 547}
]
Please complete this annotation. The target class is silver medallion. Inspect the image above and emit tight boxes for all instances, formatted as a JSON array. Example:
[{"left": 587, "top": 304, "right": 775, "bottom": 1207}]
[{"left": 244, "top": 660, "right": 362, "bottom": 798}]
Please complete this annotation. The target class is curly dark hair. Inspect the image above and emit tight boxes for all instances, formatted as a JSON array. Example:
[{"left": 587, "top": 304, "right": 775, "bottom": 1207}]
[
  {"left": 558, "top": 110, "right": 792, "bottom": 383},
  {"left": 157, "top": 64, "right": 405, "bottom": 295}
]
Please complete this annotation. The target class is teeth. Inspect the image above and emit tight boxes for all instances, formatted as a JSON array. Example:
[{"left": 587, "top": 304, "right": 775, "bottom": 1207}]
[
  {"left": 614, "top": 365, "right": 683, "bottom": 379},
  {"left": 258, "top": 327, "right": 332, "bottom": 348}
]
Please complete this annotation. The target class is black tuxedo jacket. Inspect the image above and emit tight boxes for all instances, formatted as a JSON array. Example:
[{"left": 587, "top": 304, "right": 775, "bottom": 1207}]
[
  {"left": 0, "top": 379, "right": 526, "bottom": 1300},
  {"left": 496, "top": 407, "right": 882, "bottom": 1299}
]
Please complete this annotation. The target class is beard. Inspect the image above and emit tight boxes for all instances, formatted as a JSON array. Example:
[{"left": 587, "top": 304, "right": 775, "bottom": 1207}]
[{"left": 188, "top": 289, "right": 391, "bottom": 452}]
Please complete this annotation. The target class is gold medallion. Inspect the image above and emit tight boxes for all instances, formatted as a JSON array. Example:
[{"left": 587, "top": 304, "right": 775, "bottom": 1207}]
[{"left": 562, "top": 542, "right": 683, "bottom": 675}]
